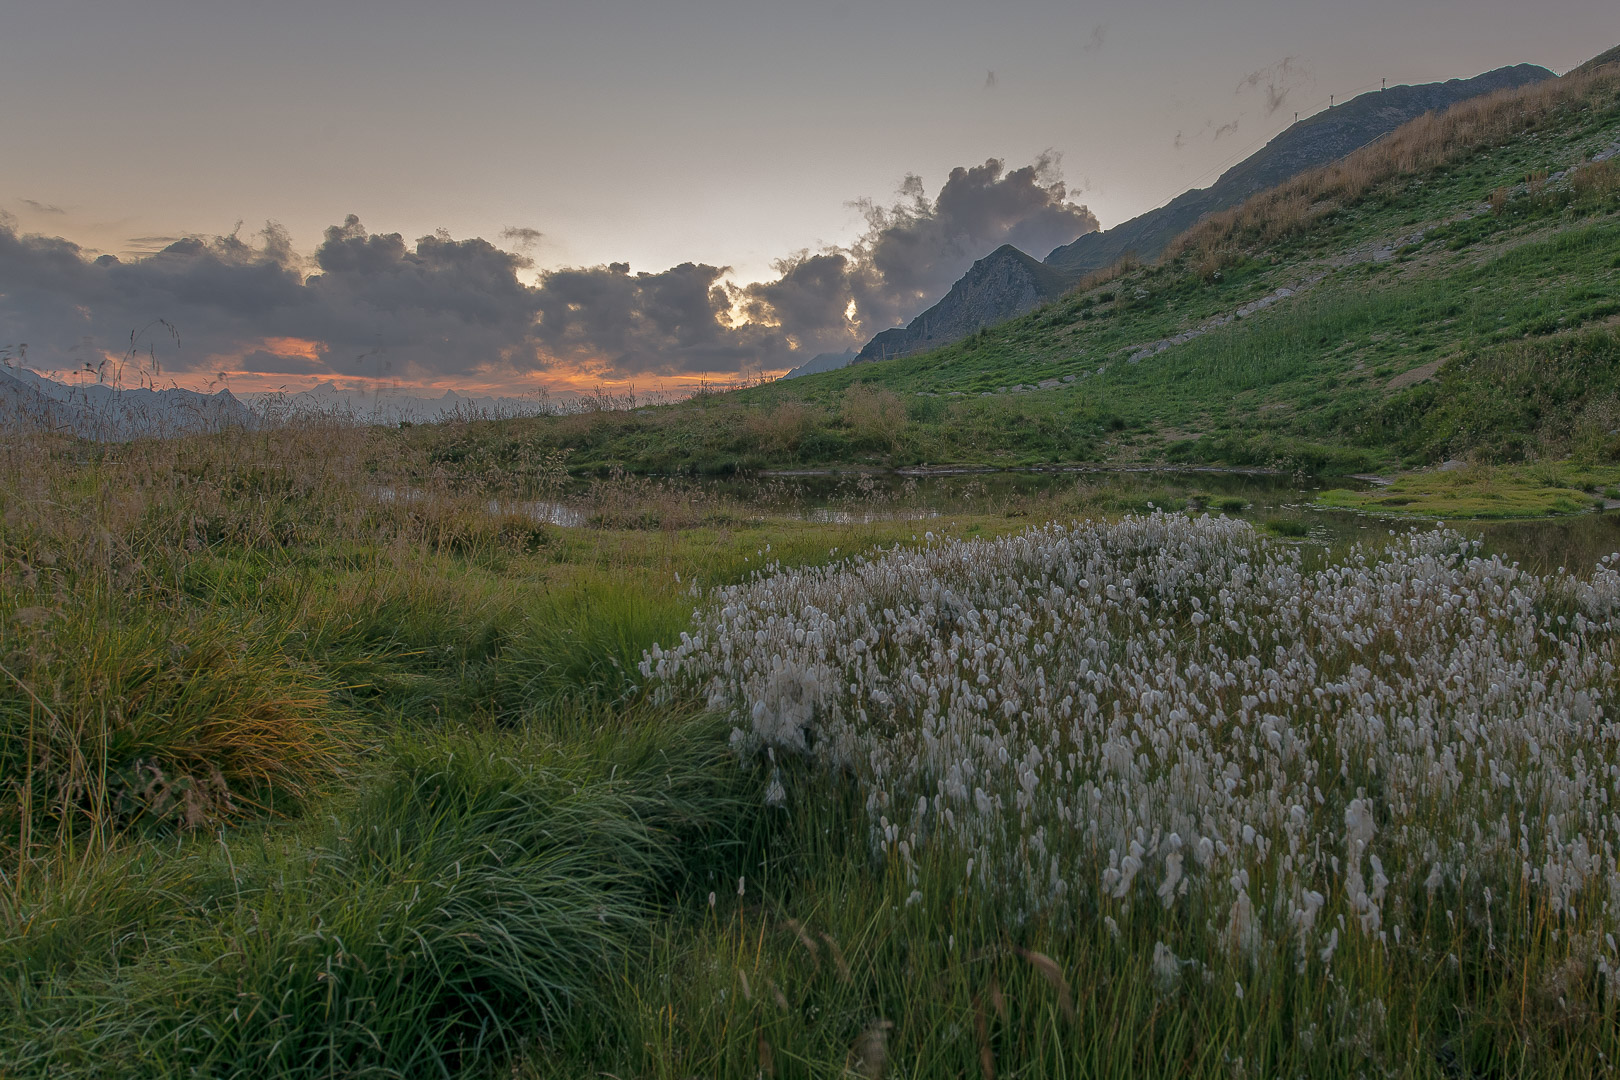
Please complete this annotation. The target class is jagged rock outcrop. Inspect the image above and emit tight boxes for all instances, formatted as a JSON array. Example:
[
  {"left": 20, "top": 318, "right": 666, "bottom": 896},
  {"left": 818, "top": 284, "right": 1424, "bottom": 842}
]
[
  {"left": 852, "top": 246, "right": 1074, "bottom": 365},
  {"left": 1044, "top": 64, "right": 1555, "bottom": 275}
]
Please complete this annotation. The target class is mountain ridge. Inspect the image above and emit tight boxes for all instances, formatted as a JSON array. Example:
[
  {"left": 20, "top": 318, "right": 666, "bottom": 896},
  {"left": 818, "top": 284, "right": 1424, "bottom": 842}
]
[
  {"left": 1045, "top": 63, "right": 1555, "bottom": 276},
  {"left": 852, "top": 245, "right": 1076, "bottom": 365},
  {"left": 834, "top": 62, "right": 1557, "bottom": 372}
]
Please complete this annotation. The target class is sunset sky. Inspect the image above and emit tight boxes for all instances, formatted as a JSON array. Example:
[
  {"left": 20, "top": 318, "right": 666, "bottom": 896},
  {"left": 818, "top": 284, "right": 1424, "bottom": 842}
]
[{"left": 2, "top": 0, "right": 1615, "bottom": 395}]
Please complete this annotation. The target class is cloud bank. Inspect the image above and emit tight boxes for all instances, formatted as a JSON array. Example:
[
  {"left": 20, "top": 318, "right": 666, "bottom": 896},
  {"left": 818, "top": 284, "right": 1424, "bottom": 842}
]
[{"left": 0, "top": 157, "right": 1097, "bottom": 388}]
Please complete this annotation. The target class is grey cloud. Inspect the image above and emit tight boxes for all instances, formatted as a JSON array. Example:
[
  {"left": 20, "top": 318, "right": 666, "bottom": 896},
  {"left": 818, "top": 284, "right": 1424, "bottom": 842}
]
[
  {"left": 124, "top": 235, "right": 187, "bottom": 254},
  {"left": 735, "top": 251, "right": 855, "bottom": 350},
  {"left": 1082, "top": 23, "right": 1108, "bottom": 53},
  {"left": 533, "top": 260, "right": 778, "bottom": 377},
  {"left": 840, "top": 154, "right": 1098, "bottom": 329},
  {"left": 984, "top": 71, "right": 998, "bottom": 90},
  {"left": 500, "top": 226, "right": 543, "bottom": 251},
  {"left": 1238, "top": 57, "right": 1309, "bottom": 117},
  {"left": 20, "top": 198, "right": 66, "bottom": 215},
  {"left": 1214, "top": 119, "right": 1240, "bottom": 140},
  {"left": 0, "top": 156, "right": 1097, "bottom": 384},
  {"left": 0, "top": 218, "right": 535, "bottom": 382}
]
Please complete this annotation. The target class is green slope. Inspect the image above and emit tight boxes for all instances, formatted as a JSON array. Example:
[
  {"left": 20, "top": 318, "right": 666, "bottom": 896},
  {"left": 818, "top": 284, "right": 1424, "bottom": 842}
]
[{"left": 453, "top": 63, "right": 1620, "bottom": 478}]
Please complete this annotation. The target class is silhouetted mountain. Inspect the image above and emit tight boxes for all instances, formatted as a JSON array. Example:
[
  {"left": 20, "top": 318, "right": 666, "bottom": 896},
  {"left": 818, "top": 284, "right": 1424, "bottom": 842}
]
[
  {"left": 853, "top": 246, "right": 1075, "bottom": 365},
  {"left": 781, "top": 349, "right": 858, "bottom": 380},
  {"left": 0, "top": 365, "right": 256, "bottom": 439},
  {"left": 1044, "top": 64, "right": 1555, "bottom": 275},
  {"left": 250, "top": 381, "right": 564, "bottom": 422}
]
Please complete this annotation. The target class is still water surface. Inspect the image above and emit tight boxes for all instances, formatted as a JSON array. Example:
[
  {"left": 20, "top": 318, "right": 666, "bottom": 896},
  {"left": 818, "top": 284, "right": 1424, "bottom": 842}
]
[{"left": 478, "top": 466, "right": 1620, "bottom": 572}]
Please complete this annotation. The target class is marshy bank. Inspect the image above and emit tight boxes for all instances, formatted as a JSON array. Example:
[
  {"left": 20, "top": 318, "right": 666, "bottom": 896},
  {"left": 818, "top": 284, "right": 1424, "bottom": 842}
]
[{"left": 4, "top": 420, "right": 1620, "bottom": 1077}]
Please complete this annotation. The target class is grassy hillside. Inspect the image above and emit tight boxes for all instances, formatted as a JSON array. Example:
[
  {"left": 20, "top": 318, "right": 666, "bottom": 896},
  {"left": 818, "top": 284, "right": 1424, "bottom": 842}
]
[
  {"left": 475, "top": 67, "right": 1620, "bottom": 478},
  {"left": 9, "top": 47, "right": 1620, "bottom": 1080}
]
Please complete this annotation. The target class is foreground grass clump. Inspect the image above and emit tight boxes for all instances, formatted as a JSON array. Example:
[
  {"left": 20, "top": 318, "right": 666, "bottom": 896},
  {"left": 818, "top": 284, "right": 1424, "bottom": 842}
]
[
  {"left": 644, "top": 512, "right": 1620, "bottom": 1075},
  {"left": 1319, "top": 461, "right": 1620, "bottom": 518},
  {"left": 0, "top": 718, "right": 754, "bottom": 1078},
  {"left": 0, "top": 602, "right": 348, "bottom": 838}
]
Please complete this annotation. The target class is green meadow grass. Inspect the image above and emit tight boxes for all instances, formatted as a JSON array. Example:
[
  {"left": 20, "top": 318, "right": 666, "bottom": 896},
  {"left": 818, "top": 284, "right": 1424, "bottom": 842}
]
[
  {"left": 8, "top": 68, "right": 1620, "bottom": 1080},
  {"left": 3, "top": 422, "right": 1618, "bottom": 1077},
  {"left": 442, "top": 76, "right": 1620, "bottom": 480},
  {"left": 1318, "top": 461, "right": 1620, "bottom": 519}
]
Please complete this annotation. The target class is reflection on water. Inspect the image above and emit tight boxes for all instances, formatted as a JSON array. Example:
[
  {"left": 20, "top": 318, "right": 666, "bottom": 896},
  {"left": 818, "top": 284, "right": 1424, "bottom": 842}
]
[
  {"left": 498, "top": 499, "right": 585, "bottom": 527},
  {"left": 380, "top": 469, "right": 1620, "bottom": 570},
  {"left": 802, "top": 507, "right": 941, "bottom": 525}
]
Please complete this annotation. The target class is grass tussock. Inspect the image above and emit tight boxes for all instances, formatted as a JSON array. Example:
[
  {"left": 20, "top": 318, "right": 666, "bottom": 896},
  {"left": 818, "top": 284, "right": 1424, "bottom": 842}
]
[
  {"left": 0, "top": 605, "right": 347, "bottom": 839},
  {"left": 0, "top": 719, "right": 756, "bottom": 1078}
]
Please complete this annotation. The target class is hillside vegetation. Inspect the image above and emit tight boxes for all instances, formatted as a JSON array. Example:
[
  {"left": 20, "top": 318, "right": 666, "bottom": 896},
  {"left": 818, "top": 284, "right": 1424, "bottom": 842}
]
[
  {"left": 472, "top": 65, "right": 1620, "bottom": 479},
  {"left": 6, "top": 421, "right": 1620, "bottom": 1077},
  {"left": 8, "top": 46, "right": 1620, "bottom": 1080}
]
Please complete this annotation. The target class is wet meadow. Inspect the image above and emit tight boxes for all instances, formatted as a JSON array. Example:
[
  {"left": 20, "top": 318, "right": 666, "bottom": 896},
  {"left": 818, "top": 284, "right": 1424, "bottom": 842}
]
[{"left": 3, "top": 416, "right": 1620, "bottom": 1077}]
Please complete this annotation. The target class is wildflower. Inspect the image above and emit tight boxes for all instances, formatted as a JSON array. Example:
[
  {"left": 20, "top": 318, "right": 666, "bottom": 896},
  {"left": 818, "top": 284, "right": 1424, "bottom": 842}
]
[
  {"left": 1152, "top": 941, "right": 1180, "bottom": 990},
  {"left": 645, "top": 512, "right": 1620, "bottom": 990}
]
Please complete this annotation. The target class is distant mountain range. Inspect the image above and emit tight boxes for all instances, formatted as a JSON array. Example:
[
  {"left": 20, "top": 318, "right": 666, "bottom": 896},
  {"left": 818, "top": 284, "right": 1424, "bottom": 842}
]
[
  {"left": 0, "top": 368, "right": 580, "bottom": 439},
  {"left": 836, "top": 62, "right": 1556, "bottom": 371},
  {"left": 0, "top": 364, "right": 256, "bottom": 439},
  {"left": 247, "top": 382, "right": 565, "bottom": 423}
]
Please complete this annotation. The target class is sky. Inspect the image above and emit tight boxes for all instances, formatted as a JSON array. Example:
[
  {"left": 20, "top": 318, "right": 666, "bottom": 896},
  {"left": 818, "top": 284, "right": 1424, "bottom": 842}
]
[{"left": 1, "top": 0, "right": 1615, "bottom": 395}]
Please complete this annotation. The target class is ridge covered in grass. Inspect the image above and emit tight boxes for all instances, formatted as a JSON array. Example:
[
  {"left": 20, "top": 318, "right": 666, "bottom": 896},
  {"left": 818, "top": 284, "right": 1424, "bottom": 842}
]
[{"left": 459, "top": 64, "right": 1620, "bottom": 480}]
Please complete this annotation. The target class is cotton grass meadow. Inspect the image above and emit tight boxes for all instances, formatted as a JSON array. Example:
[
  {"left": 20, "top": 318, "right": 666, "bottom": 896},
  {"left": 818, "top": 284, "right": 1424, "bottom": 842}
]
[{"left": 646, "top": 511, "right": 1620, "bottom": 1052}]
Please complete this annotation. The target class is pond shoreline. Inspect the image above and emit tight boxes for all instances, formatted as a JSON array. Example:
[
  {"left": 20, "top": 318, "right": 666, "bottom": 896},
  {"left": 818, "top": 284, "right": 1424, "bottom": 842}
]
[{"left": 762, "top": 463, "right": 1294, "bottom": 478}]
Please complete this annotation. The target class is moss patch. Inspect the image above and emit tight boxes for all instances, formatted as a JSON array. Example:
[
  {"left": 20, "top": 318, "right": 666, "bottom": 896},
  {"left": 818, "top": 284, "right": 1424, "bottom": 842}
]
[{"left": 1318, "top": 462, "right": 1620, "bottom": 518}]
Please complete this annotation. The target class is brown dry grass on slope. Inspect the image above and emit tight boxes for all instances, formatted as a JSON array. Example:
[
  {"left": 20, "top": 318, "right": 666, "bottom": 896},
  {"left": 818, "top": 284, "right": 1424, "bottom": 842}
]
[{"left": 1169, "top": 66, "right": 1620, "bottom": 263}]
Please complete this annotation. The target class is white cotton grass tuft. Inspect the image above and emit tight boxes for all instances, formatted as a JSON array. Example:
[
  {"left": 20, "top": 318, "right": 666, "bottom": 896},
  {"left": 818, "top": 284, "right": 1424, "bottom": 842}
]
[{"left": 647, "top": 512, "right": 1620, "bottom": 977}]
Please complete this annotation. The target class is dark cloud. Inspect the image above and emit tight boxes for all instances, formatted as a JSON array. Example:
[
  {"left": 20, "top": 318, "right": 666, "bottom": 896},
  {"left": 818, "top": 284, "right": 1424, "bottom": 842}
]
[
  {"left": 533, "top": 260, "right": 775, "bottom": 377},
  {"left": 500, "top": 226, "right": 543, "bottom": 251},
  {"left": 984, "top": 70, "right": 998, "bottom": 90},
  {"left": 20, "top": 198, "right": 65, "bottom": 215},
  {"left": 1214, "top": 119, "right": 1240, "bottom": 140},
  {"left": 1082, "top": 23, "right": 1108, "bottom": 53},
  {"left": 1237, "top": 57, "right": 1309, "bottom": 117},
  {"left": 0, "top": 157, "right": 1098, "bottom": 384},
  {"left": 835, "top": 154, "right": 1098, "bottom": 331},
  {"left": 237, "top": 350, "right": 329, "bottom": 376}
]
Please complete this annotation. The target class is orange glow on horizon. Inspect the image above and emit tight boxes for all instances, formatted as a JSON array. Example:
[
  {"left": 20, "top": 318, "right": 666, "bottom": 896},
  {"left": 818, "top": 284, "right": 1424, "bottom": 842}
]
[
  {"left": 197, "top": 362, "right": 795, "bottom": 400},
  {"left": 63, "top": 335, "right": 797, "bottom": 400}
]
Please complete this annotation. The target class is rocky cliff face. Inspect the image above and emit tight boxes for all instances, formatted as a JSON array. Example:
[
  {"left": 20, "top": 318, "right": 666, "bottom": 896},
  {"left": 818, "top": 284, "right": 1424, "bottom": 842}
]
[
  {"left": 1044, "top": 64, "right": 1555, "bottom": 275},
  {"left": 852, "top": 245, "right": 1074, "bottom": 365}
]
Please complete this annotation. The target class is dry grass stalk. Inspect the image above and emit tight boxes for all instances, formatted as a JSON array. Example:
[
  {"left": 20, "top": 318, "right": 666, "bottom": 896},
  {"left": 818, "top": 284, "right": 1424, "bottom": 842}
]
[
  {"left": 846, "top": 1018, "right": 893, "bottom": 1079},
  {"left": 781, "top": 915, "right": 821, "bottom": 968},
  {"left": 973, "top": 992, "right": 995, "bottom": 1080},
  {"left": 819, "top": 930, "right": 853, "bottom": 984},
  {"left": 1014, "top": 946, "right": 1076, "bottom": 1022},
  {"left": 756, "top": 1026, "right": 776, "bottom": 1078}
]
